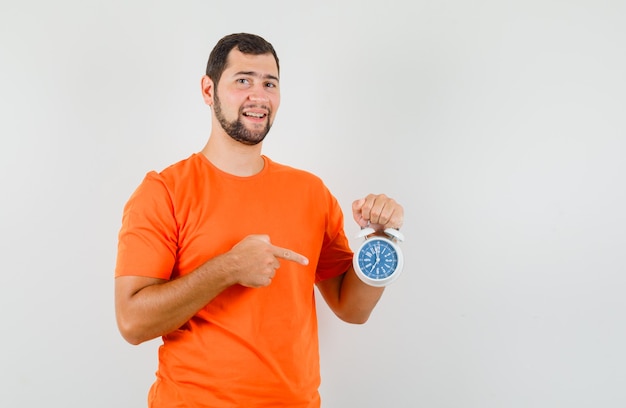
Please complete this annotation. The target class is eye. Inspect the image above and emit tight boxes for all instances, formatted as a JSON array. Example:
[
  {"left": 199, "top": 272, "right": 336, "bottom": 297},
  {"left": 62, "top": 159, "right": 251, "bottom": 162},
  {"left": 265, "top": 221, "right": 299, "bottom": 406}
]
[
  {"left": 265, "top": 82, "right": 278, "bottom": 89},
  {"left": 236, "top": 78, "right": 250, "bottom": 85}
]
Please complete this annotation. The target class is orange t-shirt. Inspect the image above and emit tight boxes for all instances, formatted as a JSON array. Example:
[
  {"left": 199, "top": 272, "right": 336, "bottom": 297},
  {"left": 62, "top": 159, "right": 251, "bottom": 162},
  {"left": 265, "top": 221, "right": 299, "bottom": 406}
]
[{"left": 115, "top": 153, "right": 353, "bottom": 408}]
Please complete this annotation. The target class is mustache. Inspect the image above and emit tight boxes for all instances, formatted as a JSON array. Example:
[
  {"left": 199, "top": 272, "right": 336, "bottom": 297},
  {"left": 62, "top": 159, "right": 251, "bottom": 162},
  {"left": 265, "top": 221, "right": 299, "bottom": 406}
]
[{"left": 241, "top": 104, "right": 271, "bottom": 112}]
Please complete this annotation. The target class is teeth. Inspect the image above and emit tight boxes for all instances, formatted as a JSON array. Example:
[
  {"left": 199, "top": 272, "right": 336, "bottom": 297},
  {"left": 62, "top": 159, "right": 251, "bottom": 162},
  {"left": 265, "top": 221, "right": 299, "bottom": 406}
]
[{"left": 245, "top": 112, "right": 265, "bottom": 118}]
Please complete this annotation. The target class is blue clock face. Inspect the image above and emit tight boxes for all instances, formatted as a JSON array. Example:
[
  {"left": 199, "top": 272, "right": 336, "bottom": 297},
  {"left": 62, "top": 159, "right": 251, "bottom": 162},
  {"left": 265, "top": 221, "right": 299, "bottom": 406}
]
[{"left": 356, "top": 238, "right": 399, "bottom": 280}]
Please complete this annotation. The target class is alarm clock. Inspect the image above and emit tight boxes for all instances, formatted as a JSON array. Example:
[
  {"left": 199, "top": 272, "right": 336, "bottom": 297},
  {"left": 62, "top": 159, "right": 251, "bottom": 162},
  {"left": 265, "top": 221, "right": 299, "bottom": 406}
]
[{"left": 353, "top": 227, "right": 405, "bottom": 287}]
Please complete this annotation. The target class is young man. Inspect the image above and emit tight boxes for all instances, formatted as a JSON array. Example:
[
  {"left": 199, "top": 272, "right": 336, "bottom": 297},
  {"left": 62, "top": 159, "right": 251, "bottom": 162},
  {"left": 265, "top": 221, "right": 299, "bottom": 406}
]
[{"left": 115, "top": 33, "right": 404, "bottom": 407}]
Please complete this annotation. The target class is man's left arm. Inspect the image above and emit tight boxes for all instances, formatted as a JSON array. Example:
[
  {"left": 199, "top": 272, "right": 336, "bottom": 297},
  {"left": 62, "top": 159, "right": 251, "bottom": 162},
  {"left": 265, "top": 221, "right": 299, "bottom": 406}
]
[{"left": 316, "top": 194, "right": 404, "bottom": 323}]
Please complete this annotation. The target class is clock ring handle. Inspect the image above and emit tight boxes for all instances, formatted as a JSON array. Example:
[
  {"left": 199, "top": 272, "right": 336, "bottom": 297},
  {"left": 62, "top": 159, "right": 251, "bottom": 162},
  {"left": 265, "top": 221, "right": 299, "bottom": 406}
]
[
  {"left": 356, "top": 227, "right": 376, "bottom": 238},
  {"left": 384, "top": 228, "right": 405, "bottom": 242}
]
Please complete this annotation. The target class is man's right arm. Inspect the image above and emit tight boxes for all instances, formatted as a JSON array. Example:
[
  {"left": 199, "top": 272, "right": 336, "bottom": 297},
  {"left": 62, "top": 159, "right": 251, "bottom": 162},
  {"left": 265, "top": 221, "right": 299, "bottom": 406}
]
[{"left": 114, "top": 234, "right": 308, "bottom": 345}]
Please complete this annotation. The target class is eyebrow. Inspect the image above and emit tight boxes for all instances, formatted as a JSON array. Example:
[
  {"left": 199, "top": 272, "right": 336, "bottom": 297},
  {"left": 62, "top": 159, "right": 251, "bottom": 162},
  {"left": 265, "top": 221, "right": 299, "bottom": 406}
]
[{"left": 235, "top": 71, "right": 280, "bottom": 82}]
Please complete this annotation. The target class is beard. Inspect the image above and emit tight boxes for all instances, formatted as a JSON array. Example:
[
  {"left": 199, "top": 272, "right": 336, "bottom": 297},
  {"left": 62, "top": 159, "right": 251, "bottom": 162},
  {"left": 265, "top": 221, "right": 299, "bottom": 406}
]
[{"left": 213, "top": 92, "right": 272, "bottom": 146}]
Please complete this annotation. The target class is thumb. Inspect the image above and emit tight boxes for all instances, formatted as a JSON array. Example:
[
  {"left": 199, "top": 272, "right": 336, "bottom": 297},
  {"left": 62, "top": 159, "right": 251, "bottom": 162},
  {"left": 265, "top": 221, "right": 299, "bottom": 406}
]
[
  {"left": 352, "top": 198, "right": 368, "bottom": 228},
  {"left": 250, "top": 234, "right": 271, "bottom": 244}
]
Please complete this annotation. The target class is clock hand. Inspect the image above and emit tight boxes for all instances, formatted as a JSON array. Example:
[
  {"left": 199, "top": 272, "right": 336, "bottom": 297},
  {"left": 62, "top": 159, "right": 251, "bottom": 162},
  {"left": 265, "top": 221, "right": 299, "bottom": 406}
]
[
  {"left": 369, "top": 258, "right": 380, "bottom": 273},
  {"left": 368, "top": 245, "right": 380, "bottom": 273}
]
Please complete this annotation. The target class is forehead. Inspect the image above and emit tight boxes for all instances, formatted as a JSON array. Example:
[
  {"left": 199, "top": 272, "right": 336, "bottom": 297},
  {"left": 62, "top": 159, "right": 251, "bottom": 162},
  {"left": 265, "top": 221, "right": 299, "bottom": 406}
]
[{"left": 223, "top": 49, "right": 279, "bottom": 79}]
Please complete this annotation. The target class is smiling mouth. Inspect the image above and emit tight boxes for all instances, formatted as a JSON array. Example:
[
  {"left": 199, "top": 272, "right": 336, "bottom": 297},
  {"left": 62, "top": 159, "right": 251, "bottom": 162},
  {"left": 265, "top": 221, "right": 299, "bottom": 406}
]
[{"left": 243, "top": 112, "right": 267, "bottom": 119}]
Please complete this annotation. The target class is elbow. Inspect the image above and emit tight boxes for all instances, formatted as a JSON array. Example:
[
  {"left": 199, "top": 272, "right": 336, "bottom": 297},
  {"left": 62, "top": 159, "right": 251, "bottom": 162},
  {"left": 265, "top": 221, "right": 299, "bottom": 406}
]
[
  {"left": 117, "top": 324, "right": 144, "bottom": 346},
  {"left": 344, "top": 317, "right": 369, "bottom": 325},
  {"left": 121, "top": 332, "right": 145, "bottom": 346},
  {"left": 116, "top": 316, "right": 152, "bottom": 346},
  {"left": 336, "top": 310, "right": 372, "bottom": 325}
]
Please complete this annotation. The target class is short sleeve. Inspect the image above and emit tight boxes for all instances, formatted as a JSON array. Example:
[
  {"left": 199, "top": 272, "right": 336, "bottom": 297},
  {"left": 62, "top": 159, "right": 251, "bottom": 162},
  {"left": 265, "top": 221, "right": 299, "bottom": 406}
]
[
  {"left": 115, "top": 172, "right": 178, "bottom": 279},
  {"left": 314, "top": 189, "right": 354, "bottom": 282}
]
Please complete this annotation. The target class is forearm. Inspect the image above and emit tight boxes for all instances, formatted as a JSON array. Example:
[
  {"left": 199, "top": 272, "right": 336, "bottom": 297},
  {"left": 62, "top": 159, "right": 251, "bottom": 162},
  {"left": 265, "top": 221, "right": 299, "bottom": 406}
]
[
  {"left": 116, "top": 256, "right": 236, "bottom": 345},
  {"left": 339, "top": 267, "right": 385, "bottom": 323},
  {"left": 317, "top": 266, "right": 385, "bottom": 324}
]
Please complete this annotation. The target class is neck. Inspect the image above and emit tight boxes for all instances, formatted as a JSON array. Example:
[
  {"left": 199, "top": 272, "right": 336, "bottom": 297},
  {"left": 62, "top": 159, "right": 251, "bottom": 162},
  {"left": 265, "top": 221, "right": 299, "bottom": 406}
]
[{"left": 200, "top": 132, "right": 265, "bottom": 177}]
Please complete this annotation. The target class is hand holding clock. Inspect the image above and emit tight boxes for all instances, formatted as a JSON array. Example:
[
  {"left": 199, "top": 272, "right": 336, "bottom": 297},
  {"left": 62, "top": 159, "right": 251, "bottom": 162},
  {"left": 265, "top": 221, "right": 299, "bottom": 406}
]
[
  {"left": 352, "top": 194, "right": 406, "bottom": 287},
  {"left": 352, "top": 193, "right": 404, "bottom": 231}
]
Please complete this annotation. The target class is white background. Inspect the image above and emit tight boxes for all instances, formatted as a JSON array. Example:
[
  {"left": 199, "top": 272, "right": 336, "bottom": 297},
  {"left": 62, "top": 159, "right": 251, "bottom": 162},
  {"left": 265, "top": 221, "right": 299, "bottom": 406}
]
[{"left": 1, "top": 1, "right": 625, "bottom": 407}]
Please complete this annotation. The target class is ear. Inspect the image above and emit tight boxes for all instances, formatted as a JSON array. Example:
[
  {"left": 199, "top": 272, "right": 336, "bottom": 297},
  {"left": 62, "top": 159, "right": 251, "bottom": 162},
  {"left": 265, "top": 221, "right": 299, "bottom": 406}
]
[{"left": 201, "top": 75, "right": 215, "bottom": 106}]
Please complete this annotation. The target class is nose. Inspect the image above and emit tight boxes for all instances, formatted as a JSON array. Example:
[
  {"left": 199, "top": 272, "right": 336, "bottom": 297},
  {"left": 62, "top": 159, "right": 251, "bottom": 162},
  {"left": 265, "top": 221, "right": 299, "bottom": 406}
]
[
  {"left": 248, "top": 91, "right": 269, "bottom": 104},
  {"left": 248, "top": 82, "right": 271, "bottom": 103}
]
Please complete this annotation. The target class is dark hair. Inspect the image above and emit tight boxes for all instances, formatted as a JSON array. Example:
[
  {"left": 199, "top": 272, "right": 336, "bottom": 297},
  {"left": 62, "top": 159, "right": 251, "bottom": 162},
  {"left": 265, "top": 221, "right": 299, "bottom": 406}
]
[{"left": 205, "top": 33, "right": 280, "bottom": 86}]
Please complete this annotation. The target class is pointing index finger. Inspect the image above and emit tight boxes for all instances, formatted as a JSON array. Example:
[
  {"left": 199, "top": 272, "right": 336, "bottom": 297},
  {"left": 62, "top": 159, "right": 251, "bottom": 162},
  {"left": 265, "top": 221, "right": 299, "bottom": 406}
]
[{"left": 273, "top": 245, "right": 309, "bottom": 266}]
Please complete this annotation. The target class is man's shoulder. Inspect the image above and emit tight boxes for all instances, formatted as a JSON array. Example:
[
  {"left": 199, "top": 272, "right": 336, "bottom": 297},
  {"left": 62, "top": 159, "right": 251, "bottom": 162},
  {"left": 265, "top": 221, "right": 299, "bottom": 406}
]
[
  {"left": 133, "top": 154, "right": 204, "bottom": 197},
  {"left": 265, "top": 156, "right": 323, "bottom": 184},
  {"left": 159, "top": 153, "right": 202, "bottom": 175},
  {"left": 148, "top": 153, "right": 205, "bottom": 186}
]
